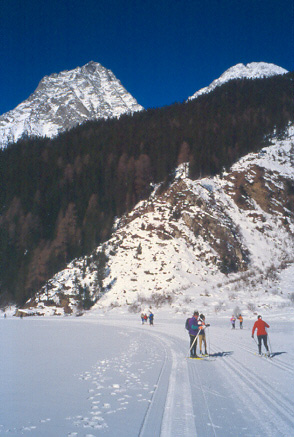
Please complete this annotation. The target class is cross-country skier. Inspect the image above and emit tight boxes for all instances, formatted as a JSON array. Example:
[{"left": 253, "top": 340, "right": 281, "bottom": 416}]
[
  {"left": 238, "top": 314, "right": 243, "bottom": 329},
  {"left": 252, "top": 315, "right": 270, "bottom": 356},
  {"left": 149, "top": 312, "right": 154, "bottom": 325},
  {"left": 199, "top": 314, "right": 208, "bottom": 356},
  {"left": 231, "top": 315, "right": 236, "bottom": 329},
  {"left": 187, "top": 311, "right": 201, "bottom": 358}
]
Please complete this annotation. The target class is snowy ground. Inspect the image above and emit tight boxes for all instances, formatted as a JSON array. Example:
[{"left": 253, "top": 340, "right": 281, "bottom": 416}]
[{"left": 1, "top": 310, "right": 294, "bottom": 437}]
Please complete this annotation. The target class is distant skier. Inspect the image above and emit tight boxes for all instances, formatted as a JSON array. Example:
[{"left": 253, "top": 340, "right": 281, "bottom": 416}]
[
  {"left": 252, "top": 315, "right": 270, "bottom": 356},
  {"left": 149, "top": 312, "right": 154, "bottom": 325},
  {"left": 141, "top": 313, "right": 145, "bottom": 324},
  {"left": 186, "top": 311, "right": 201, "bottom": 358},
  {"left": 199, "top": 314, "right": 209, "bottom": 355},
  {"left": 238, "top": 314, "right": 243, "bottom": 329},
  {"left": 231, "top": 315, "right": 236, "bottom": 329}
]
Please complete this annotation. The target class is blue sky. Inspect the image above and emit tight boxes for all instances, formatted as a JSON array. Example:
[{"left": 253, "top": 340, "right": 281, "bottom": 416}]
[{"left": 0, "top": 0, "right": 293, "bottom": 115}]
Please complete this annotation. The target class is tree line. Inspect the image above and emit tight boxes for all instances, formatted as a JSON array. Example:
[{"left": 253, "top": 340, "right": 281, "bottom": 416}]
[{"left": 0, "top": 72, "right": 293, "bottom": 305}]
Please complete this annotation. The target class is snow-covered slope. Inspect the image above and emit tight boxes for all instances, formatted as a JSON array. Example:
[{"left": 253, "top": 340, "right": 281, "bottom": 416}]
[
  {"left": 0, "top": 61, "right": 143, "bottom": 148},
  {"left": 188, "top": 62, "right": 288, "bottom": 100},
  {"left": 22, "top": 125, "right": 294, "bottom": 317}
]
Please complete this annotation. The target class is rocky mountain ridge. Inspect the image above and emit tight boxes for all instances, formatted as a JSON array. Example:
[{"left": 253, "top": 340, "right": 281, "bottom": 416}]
[
  {"left": 0, "top": 61, "right": 143, "bottom": 148},
  {"left": 21, "top": 125, "right": 294, "bottom": 316}
]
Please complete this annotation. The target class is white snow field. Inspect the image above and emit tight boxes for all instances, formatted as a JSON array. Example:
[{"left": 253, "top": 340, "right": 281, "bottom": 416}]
[{"left": 1, "top": 311, "right": 294, "bottom": 437}]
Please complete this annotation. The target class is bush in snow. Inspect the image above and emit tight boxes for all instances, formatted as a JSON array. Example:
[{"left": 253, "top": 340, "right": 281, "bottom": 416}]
[
  {"left": 214, "top": 301, "right": 225, "bottom": 313},
  {"left": 247, "top": 302, "right": 256, "bottom": 312},
  {"left": 128, "top": 292, "right": 174, "bottom": 311}
]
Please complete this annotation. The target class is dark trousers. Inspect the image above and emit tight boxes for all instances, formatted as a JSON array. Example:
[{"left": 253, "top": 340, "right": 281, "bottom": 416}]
[
  {"left": 258, "top": 335, "right": 269, "bottom": 354},
  {"left": 190, "top": 334, "right": 198, "bottom": 357}
]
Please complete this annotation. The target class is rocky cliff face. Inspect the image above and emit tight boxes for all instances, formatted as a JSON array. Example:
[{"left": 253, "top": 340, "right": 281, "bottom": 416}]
[
  {"left": 22, "top": 125, "right": 294, "bottom": 316},
  {"left": 0, "top": 61, "right": 143, "bottom": 148}
]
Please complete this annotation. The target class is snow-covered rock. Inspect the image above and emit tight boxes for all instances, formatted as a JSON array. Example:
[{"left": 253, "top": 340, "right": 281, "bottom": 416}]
[
  {"left": 23, "top": 125, "right": 294, "bottom": 316},
  {"left": 188, "top": 62, "right": 288, "bottom": 100},
  {"left": 0, "top": 61, "right": 143, "bottom": 148}
]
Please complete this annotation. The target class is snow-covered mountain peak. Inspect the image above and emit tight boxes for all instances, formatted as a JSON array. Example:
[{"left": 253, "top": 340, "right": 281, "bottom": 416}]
[
  {"left": 0, "top": 62, "right": 143, "bottom": 149},
  {"left": 188, "top": 62, "right": 288, "bottom": 100},
  {"left": 81, "top": 60, "right": 102, "bottom": 72}
]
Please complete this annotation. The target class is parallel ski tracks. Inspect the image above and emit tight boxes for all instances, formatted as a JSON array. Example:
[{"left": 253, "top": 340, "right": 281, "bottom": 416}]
[
  {"left": 138, "top": 333, "right": 171, "bottom": 437},
  {"left": 209, "top": 342, "right": 294, "bottom": 435},
  {"left": 188, "top": 358, "right": 217, "bottom": 437},
  {"left": 138, "top": 329, "right": 198, "bottom": 437},
  {"left": 219, "top": 336, "right": 294, "bottom": 375}
]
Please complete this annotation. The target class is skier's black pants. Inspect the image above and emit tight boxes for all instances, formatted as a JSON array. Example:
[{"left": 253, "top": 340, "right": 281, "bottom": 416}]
[
  {"left": 257, "top": 335, "right": 269, "bottom": 354},
  {"left": 189, "top": 334, "right": 198, "bottom": 357}
]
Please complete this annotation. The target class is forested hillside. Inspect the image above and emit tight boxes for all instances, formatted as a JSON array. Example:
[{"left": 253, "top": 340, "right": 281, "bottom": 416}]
[{"left": 0, "top": 73, "right": 293, "bottom": 306}]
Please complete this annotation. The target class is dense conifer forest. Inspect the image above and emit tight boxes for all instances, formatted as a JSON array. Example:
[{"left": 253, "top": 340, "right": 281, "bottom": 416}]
[{"left": 0, "top": 73, "right": 293, "bottom": 305}]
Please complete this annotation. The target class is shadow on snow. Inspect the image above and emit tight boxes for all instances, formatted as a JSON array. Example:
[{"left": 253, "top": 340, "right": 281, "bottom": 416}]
[{"left": 209, "top": 351, "right": 233, "bottom": 358}]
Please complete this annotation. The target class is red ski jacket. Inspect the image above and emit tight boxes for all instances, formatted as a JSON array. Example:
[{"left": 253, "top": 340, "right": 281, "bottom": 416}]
[{"left": 252, "top": 319, "right": 270, "bottom": 336}]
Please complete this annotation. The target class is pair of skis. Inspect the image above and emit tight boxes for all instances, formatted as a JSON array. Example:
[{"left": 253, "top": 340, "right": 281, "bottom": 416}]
[
  {"left": 188, "top": 354, "right": 210, "bottom": 360},
  {"left": 255, "top": 352, "right": 273, "bottom": 359}
]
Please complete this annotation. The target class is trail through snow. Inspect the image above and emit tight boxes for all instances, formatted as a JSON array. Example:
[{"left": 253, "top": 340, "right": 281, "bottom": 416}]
[{"left": 0, "top": 313, "right": 293, "bottom": 436}]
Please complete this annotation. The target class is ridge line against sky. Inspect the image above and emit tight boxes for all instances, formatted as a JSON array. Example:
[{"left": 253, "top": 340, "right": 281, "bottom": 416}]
[{"left": 1, "top": 0, "right": 293, "bottom": 115}]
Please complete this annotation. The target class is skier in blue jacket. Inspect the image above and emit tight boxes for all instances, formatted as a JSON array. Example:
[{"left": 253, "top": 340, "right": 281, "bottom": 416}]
[{"left": 187, "top": 311, "right": 201, "bottom": 357}]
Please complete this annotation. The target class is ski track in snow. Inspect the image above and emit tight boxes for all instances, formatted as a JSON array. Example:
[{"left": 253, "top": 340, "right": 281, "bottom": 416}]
[
  {"left": 145, "top": 333, "right": 197, "bottom": 437},
  {"left": 208, "top": 327, "right": 294, "bottom": 436},
  {"left": 220, "top": 333, "right": 294, "bottom": 376},
  {"left": 214, "top": 350, "right": 294, "bottom": 436},
  {"left": 1, "top": 317, "right": 294, "bottom": 436}
]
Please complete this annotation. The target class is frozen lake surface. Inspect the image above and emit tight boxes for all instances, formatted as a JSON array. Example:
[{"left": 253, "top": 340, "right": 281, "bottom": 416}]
[{"left": 1, "top": 312, "right": 294, "bottom": 436}]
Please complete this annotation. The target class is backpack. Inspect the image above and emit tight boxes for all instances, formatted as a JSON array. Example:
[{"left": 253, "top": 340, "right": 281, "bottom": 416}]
[{"left": 185, "top": 318, "right": 190, "bottom": 330}]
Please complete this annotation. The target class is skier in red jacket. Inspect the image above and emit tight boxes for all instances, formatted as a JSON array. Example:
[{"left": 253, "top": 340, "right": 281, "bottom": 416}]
[{"left": 252, "top": 315, "right": 270, "bottom": 356}]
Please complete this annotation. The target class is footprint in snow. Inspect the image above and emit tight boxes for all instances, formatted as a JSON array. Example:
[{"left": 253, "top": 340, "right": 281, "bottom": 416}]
[{"left": 22, "top": 425, "right": 37, "bottom": 431}]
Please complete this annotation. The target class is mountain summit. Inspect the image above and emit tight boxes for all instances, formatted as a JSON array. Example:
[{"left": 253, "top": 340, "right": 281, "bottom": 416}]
[
  {"left": 188, "top": 62, "right": 288, "bottom": 100},
  {"left": 0, "top": 61, "right": 143, "bottom": 148}
]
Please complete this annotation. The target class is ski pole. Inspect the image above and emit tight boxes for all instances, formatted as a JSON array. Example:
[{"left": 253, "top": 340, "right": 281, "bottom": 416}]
[
  {"left": 189, "top": 330, "right": 200, "bottom": 354},
  {"left": 206, "top": 326, "right": 210, "bottom": 358},
  {"left": 252, "top": 334, "right": 259, "bottom": 353},
  {"left": 266, "top": 330, "right": 272, "bottom": 354}
]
